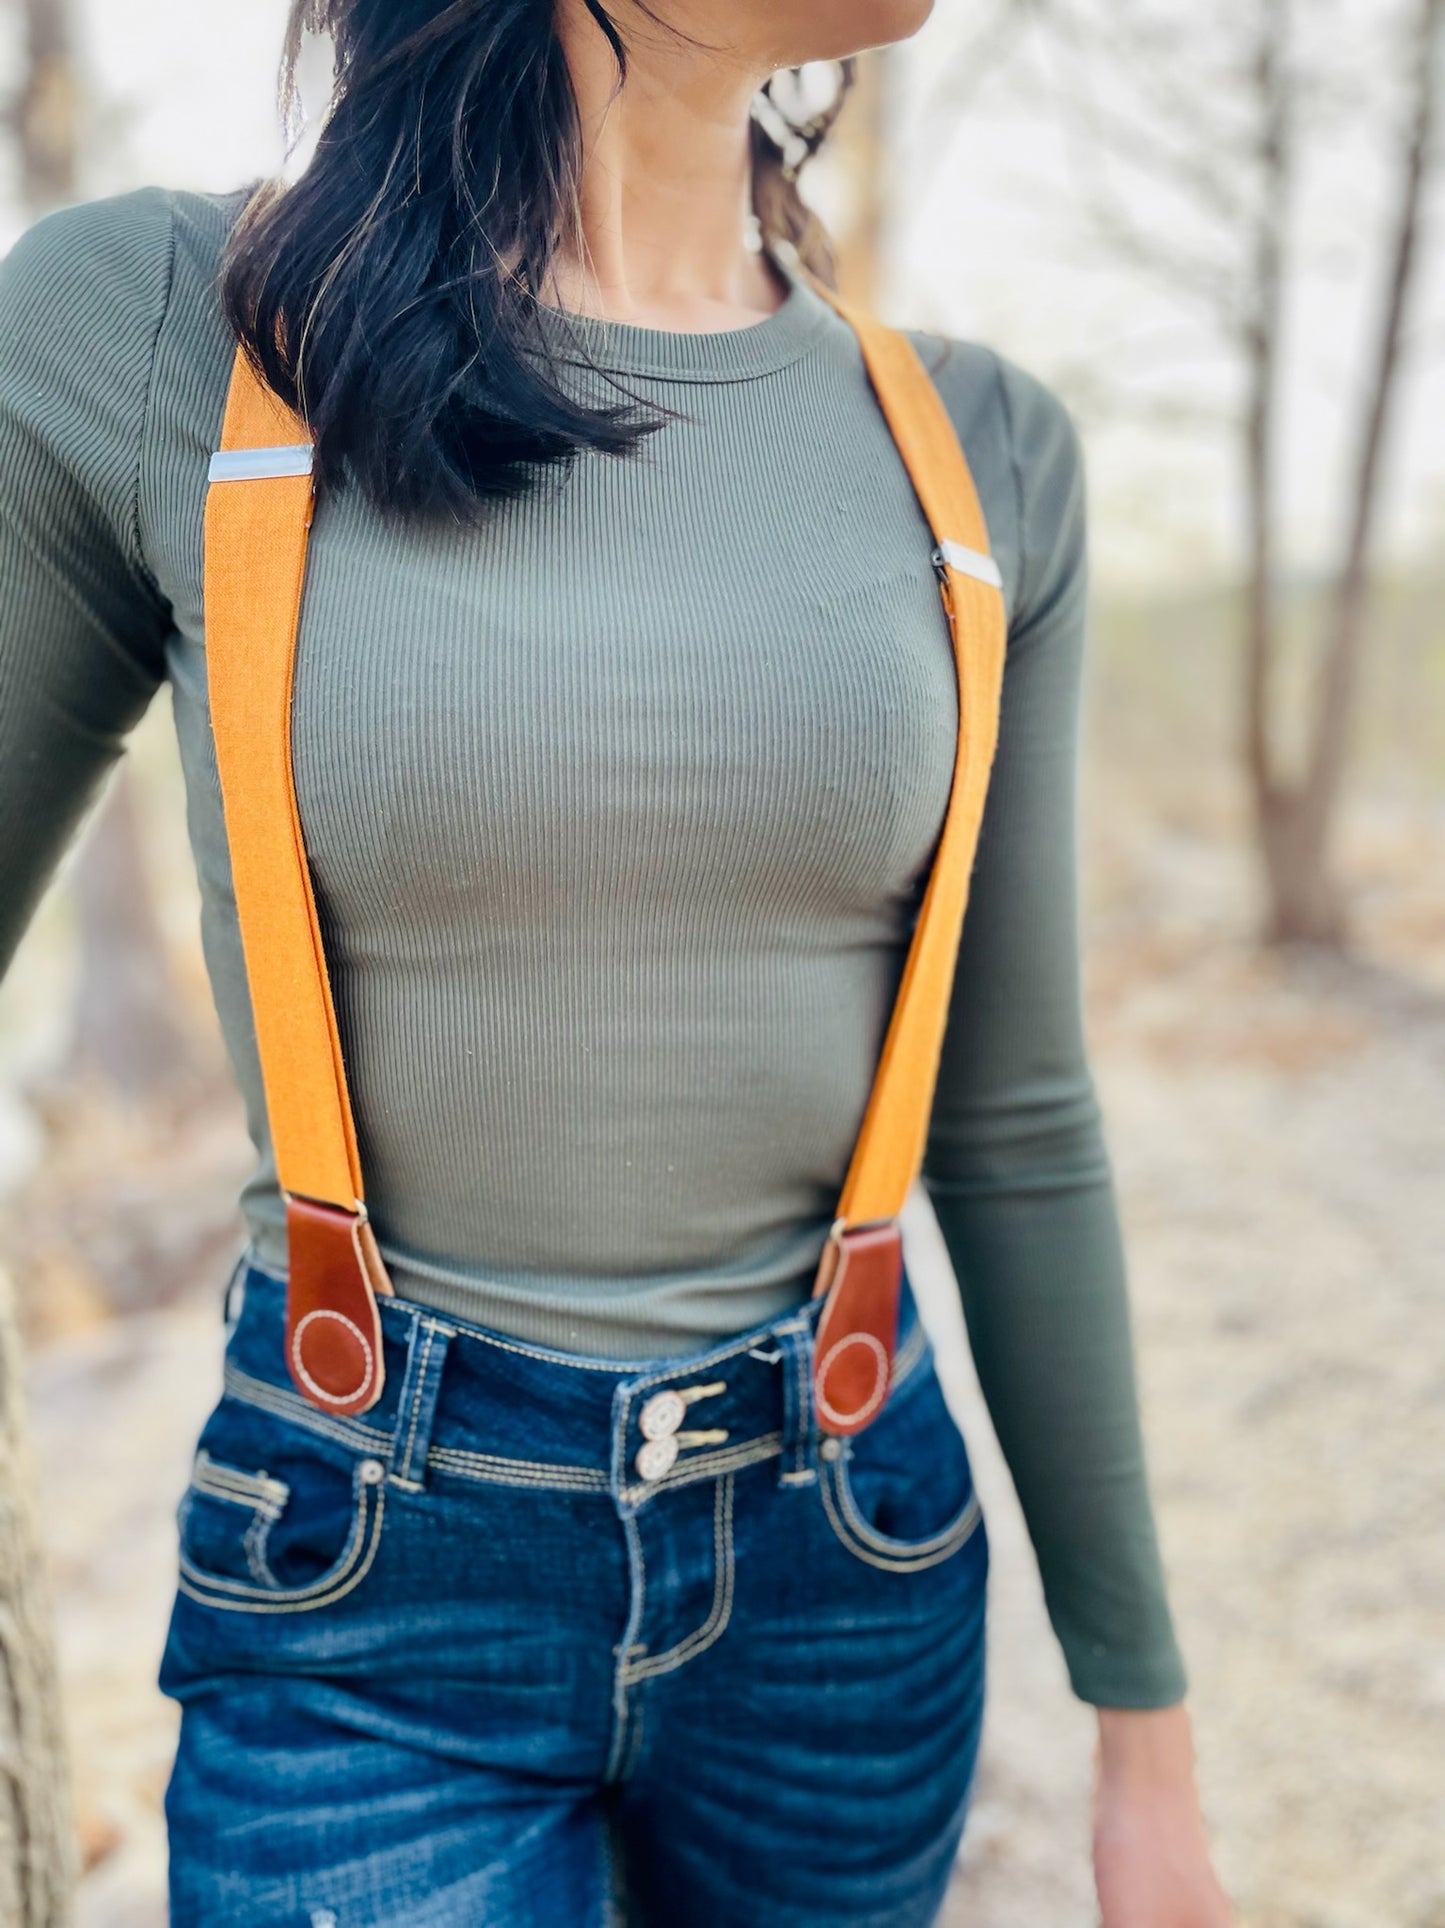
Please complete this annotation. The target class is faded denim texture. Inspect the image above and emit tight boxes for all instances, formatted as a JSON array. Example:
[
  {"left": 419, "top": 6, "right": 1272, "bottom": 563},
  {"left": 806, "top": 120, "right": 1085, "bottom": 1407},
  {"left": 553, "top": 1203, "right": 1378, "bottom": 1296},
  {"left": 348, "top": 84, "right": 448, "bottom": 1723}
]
[{"left": 159, "top": 1254, "right": 989, "bottom": 1926}]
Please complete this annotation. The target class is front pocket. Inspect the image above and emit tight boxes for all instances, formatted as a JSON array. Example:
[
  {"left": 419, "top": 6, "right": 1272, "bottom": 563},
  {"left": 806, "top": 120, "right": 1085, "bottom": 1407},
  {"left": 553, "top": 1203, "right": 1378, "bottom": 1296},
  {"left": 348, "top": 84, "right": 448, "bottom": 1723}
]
[
  {"left": 819, "top": 1448, "right": 982, "bottom": 1573},
  {"left": 176, "top": 1434, "right": 388, "bottom": 1614},
  {"left": 815, "top": 1364, "right": 983, "bottom": 1575}
]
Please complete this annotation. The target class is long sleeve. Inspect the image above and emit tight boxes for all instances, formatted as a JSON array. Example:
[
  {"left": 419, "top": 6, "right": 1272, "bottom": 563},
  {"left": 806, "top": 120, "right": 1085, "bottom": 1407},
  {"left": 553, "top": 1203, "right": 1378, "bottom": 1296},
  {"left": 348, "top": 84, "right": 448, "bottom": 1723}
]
[
  {"left": 921, "top": 351, "right": 1188, "bottom": 1708},
  {"left": 0, "top": 189, "right": 176, "bottom": 978}
]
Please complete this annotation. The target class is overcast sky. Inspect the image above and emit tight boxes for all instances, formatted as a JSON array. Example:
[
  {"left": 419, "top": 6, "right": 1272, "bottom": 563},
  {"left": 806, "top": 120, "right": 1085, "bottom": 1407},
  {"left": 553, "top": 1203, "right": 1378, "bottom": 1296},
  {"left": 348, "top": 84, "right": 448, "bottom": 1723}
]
[{"left": 2, "top": 0, "right": 1440, "bottom": 591}]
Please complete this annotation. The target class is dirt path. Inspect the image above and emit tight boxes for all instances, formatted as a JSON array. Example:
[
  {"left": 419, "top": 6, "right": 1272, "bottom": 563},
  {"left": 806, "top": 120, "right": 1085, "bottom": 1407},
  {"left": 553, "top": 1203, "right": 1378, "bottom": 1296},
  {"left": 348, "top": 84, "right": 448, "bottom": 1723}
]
[{"left": 942, "top": 936, "right": 1445, "bottom": 1925}]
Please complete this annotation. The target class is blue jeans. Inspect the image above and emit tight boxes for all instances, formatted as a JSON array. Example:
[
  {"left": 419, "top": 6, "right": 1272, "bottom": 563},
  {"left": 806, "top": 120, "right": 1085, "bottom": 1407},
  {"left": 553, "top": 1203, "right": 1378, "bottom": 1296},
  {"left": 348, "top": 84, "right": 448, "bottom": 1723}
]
[{"left": 158, "top": 1251, "right": 989, "bottom": 1926}]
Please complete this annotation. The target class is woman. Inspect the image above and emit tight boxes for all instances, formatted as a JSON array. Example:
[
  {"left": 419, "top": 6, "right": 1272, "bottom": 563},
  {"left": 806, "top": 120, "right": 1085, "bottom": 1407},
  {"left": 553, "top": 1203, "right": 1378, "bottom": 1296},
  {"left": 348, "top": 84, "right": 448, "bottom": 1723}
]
[{"left": 0, "top": 0, "right": 1234, "bottom": 1922}]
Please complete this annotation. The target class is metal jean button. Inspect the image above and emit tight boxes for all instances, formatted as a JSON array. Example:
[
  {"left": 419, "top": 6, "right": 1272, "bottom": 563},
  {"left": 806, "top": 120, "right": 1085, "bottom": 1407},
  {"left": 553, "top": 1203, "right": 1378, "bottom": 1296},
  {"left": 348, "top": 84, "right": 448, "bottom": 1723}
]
[
  {"left": 635, "top": 1435, "right": 680, "bottom": 1482},
  {"left": 639, "top": 1389, "right": 686, "bottom": 1440}
]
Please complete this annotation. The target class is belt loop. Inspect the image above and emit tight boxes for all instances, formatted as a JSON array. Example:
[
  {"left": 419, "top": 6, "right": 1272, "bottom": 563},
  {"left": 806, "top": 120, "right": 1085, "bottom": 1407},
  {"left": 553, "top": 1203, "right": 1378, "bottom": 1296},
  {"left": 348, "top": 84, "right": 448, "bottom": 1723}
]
[
  {"left": 222, "top": 1247, "right": 250, "bottom": 1336},
  {"left": 774, "top": 1312, "right": 819, "bottom": 1490},
  {"left": 387, "top": 1315, "right": 455, "bottom": 1491}
]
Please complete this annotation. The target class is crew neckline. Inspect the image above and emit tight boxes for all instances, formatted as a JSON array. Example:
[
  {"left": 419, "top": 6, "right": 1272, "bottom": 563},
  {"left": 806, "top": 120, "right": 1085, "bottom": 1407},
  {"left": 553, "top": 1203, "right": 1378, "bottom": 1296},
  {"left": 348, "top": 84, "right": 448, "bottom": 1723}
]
[{"left": 526, "top": 236, "right": 835, "bottom": 383}]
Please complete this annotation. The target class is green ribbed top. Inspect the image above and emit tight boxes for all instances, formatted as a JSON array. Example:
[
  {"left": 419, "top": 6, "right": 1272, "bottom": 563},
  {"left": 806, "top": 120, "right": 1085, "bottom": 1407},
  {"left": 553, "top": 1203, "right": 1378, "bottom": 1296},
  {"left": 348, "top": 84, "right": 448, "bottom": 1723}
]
[{"left": 0, "top": 180, "right": 1186, "bottom": 1707}]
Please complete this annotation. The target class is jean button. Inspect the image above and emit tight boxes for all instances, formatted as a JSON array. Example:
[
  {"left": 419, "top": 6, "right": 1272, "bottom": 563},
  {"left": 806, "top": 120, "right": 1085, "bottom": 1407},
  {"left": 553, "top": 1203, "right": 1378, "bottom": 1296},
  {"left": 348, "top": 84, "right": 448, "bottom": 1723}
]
[
  {"left": 639, "top": 1389, "right": 686, "bottom": 1440},
  {"left": 635, "top": 1435, "right": 680, "bottom": 1482}
]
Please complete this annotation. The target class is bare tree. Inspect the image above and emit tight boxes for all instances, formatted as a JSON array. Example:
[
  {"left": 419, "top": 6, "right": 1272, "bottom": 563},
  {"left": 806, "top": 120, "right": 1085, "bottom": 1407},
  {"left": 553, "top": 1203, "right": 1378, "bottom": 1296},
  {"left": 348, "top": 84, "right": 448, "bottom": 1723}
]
[
  {"left": 6, "top": 0, "right": 78, "bottom": 205},
  {"left": 1024, "top": 0, "right": 1445, "bottom": 944},
  {"left": 1280, "top": 0, "right": 1444, "bottom": 941},
  {"left": 64, "top": 768, "right": 194, "bottom": 1102},
  {"left": 0, "top": 1266, "right": 74, "bottom": 1928}
]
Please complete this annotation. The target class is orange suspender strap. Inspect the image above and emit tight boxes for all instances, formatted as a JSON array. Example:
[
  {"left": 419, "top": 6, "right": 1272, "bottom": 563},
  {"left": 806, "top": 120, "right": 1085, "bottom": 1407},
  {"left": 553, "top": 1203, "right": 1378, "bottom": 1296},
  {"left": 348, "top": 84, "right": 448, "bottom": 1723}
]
[
  {"left": 797, "top": 274, "right": 1008, "bottom": 1435},
  {"left": 203, "top": 298, "right": 1007, "bottom": 1436},
  {"left": 204, "top": 357, "right": 392, "bottom": 1421}
]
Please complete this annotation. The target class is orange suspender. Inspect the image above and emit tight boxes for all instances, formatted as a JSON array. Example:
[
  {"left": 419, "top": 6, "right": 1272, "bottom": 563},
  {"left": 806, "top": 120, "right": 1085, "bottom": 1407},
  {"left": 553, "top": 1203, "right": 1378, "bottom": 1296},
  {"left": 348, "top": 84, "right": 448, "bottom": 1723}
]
[
  {"left": 796, "top": 275, "right": 1007, "bottom": 1435},
  {"left": 203, "top": 287, "right": 1007, "bottom": 1436},
  {"left": 204, "top": 361, "right": 393, "bottom": 1419}
]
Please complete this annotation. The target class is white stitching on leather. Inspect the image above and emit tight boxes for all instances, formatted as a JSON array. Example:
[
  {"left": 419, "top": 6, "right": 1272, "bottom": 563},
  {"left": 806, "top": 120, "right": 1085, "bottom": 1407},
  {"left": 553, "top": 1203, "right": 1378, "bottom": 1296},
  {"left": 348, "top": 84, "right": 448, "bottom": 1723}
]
[
  {"left": 815, "top": 1332, "right": 888, "bottom": 1429},
  {"left": 290, "top": 1308, "right": 375, "bottom": 1406}
]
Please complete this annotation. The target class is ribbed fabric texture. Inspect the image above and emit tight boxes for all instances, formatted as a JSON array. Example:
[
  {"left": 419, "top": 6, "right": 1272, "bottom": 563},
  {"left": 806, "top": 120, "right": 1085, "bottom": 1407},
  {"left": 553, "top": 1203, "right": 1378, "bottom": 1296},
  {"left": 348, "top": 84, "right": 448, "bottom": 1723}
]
[{"left": 0, "top": 181, "right": 1186, "bottom": 1706}]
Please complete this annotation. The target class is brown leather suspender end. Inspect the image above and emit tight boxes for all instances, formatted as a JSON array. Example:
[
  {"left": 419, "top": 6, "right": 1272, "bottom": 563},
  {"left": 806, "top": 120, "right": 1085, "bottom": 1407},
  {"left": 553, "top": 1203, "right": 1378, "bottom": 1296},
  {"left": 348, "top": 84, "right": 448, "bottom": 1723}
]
[
  {"left": 810, "top": 1219, "right": 905, "bottom": 1437},
  {"left": 202, "top": 278, "right": 1008, "bottom": 1439},
  {"left": 284, "top": 1197, "right": 392, "bottom": 1416}
]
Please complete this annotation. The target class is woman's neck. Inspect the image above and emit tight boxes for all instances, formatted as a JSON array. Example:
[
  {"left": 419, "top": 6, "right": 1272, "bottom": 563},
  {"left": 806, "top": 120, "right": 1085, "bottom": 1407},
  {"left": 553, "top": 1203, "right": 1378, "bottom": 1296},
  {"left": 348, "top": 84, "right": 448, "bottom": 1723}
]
[{"left": 544, "top": 0, "right": 787, "bottom": 331}]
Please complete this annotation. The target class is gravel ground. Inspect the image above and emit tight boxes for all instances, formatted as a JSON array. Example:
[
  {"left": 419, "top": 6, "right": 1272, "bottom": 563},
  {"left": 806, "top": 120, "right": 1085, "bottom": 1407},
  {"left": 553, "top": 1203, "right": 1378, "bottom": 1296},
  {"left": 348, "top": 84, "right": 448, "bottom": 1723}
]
[{"left": 944, "top": 934, "right": 1445, "bottom": 1926}]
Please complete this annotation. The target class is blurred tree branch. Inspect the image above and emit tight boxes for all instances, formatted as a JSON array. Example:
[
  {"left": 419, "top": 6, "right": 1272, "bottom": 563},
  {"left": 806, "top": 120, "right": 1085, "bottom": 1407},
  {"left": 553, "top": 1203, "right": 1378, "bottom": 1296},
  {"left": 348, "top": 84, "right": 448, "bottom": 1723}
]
[
  {"left": 1014, "top": 0, "right": 1444, "bottom": 944},
  {"left": 1303, "top": 0, "right": 1442, "bottom": 888}
]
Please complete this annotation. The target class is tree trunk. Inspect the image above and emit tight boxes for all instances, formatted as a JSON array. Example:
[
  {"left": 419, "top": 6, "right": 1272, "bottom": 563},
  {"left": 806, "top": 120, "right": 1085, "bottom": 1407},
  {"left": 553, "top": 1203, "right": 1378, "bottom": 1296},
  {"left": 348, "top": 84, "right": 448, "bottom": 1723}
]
[
  {"left": 1257, "top": 787, "right": 1349, "bottom": 945},
  {"left": 1238, "top": 0, "right": 1347, "bottom": 944},
  {"left": 11, "top": 0, "right": 80, "bottom": 208},
  {"left": 0, "top": 1267, "right": 75, "bottom": 1928},
  {"left": 1254, "top": 0, "right": 1442, "bottom": 945},
  {"left": 65, "top": 766, "right": 191, "bottom": 1102},
  {"left": 1241, "top": 1, "right": 1287, "bottom": 812}
]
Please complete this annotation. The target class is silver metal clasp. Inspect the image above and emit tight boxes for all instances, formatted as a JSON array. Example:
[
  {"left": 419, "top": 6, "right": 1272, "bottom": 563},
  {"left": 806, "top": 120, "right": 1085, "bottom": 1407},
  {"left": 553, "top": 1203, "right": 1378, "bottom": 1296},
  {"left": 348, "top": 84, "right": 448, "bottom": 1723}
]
[
  {"left": 932, "top": 539, "right": 1004, "bottom": 590},
  {"left": 207, "top": 444, "right": 315, "bottom": 483}
]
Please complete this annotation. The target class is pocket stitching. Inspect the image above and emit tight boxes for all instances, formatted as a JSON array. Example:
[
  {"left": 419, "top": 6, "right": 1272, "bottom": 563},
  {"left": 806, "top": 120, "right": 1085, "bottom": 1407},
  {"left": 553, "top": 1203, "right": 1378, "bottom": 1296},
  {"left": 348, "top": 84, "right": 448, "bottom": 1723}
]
[
  {"left": 819, "top": 1452, "right": 982, "bottom": 1574},
  {"left": 177, "top": 1457, "right": 384, "bottom": 1614},
  {"left": 240, "top": 1507, "right": 278, "bottom": 1588},
  {"left": 190, "top": 1448, "right": 290, "bottom": 1516}
]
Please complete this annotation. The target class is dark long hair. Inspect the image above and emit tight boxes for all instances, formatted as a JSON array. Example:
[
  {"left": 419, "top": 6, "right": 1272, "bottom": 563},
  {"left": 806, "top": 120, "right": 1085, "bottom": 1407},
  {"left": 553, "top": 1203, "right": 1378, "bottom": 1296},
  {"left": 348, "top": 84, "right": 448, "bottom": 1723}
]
[{"left": 219, "top": 2, "right": 853, "bottom": 531}]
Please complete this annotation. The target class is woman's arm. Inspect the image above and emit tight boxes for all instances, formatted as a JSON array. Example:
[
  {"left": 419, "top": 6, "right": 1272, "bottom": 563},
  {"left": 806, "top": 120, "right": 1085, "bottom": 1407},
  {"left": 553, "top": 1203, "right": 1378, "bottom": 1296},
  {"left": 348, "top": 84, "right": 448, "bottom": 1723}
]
[
  {"left": 921, "top": 352, "right": 1185, "bottom": 1709},
  {"left": 0, "top": 189, "right": 176, "bottom": 978},
  {"left": 922, "top": 353, "right": 1233, "bottom": 1924}
]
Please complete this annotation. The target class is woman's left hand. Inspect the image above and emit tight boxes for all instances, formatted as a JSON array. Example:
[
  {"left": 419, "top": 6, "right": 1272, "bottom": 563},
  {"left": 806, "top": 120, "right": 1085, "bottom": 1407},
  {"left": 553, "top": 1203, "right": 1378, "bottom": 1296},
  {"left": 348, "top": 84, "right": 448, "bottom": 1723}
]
[{"left": 1092, "top": 1703, "right": 1235, "bottom": 1928}]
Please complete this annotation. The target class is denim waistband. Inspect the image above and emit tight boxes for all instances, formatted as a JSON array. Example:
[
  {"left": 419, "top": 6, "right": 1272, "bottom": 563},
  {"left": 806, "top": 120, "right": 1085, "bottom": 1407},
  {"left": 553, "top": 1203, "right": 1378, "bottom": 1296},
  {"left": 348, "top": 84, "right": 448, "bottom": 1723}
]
[{"left": 220, "top": 1247, "right": 929, "bottom": 1513}]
